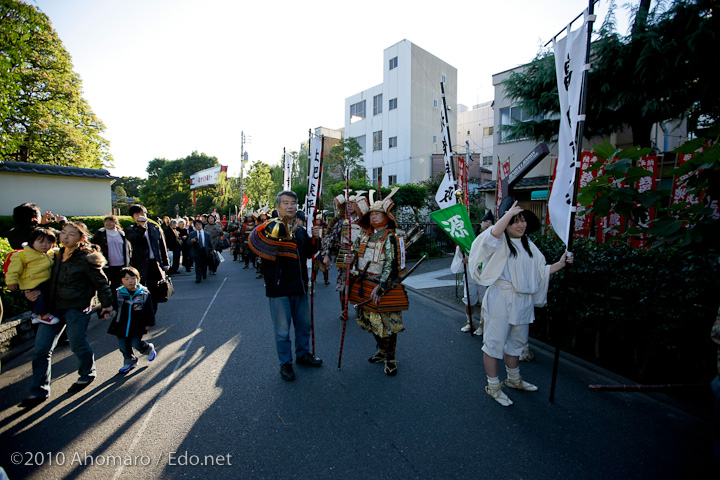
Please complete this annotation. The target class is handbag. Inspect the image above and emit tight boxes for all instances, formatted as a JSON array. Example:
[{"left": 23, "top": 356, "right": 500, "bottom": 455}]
[{"left": 155, "top": 273, "right": 175, "bottom": 303}]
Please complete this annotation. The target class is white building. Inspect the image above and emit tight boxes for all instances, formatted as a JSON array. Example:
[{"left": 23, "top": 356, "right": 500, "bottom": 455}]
[
  {"left": 344, "top": 40, "right": 457, "bottom": 186},
  {"left": 456, "top": 101, "right": 494, "bottom": 168}
]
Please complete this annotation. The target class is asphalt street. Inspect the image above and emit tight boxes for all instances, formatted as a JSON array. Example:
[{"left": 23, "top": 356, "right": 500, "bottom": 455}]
[{"left": 0, "top": 251, "right": 712, "bottom": 480}]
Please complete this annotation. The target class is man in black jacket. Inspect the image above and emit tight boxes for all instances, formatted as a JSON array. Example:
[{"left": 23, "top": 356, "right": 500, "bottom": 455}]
[
  {"left": 125, "top": 205, "right": 169, "bottom": 312},
  {"left": 249, "top": 191, "right": 322, "bottom": 381}
]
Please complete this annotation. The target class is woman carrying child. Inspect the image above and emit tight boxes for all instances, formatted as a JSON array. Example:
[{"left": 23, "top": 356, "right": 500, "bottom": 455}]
[{"left": 19, "top": 222, "right": 114, "bottom": 408}]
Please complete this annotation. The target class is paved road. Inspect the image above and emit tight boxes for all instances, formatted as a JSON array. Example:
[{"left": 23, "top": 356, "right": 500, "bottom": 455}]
[{"left": 0, "top": 251, "right": 712, "bottom": 479}]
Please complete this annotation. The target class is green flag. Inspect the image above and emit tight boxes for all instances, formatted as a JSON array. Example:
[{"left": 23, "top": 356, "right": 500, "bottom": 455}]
[{"left": 429, "top": 203, "right": 476, "bottom": 254}]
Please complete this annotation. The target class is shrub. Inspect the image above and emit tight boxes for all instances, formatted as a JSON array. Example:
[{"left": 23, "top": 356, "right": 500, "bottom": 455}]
[{"left": 530, "top": 234, "right": 720, "bottom": 385}]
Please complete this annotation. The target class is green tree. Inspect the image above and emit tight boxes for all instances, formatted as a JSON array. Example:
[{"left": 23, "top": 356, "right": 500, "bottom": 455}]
[
  {"left": 113, "top": 176, "right": 144, "bottom": 198},
  {"left": 0, "top": 0, "right": 112, "bottom": 167},
  {"left": 244, "top": 161, "right": 275, "bottom": 211},
  {"left": 324, "top": 138, "right": 367, "bottom": 183},
  {"left": 500, "top": 0, "right": 719, "bottom": 147}
]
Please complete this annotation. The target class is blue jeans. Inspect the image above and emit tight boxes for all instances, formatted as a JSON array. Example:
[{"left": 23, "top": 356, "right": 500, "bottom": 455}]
[
  {"left": 30, "top": 309, "right": 95, "bottom": 398},
  {"left": 268, "top": 295, "right": 311, "bottom": 366},
  {"left": 118, "top": 337, "right": 150, "bottom": 364}
]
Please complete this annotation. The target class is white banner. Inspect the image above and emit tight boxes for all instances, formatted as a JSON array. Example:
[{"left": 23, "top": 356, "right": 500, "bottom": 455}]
[
  {"left": 549, "top": 16, "right": 589, "bottom": 246},
  {"left": 283, "top": 152, "right": 292, "bottom": 190},
  {"left": 435, "top": 83, "right": 457, "bottom": 209},
  {"left": 190, "top": 165, "right": 224, "bottom": 190},
  {"left": 305, "top": 136, "right": 323, "bottom": 220}
]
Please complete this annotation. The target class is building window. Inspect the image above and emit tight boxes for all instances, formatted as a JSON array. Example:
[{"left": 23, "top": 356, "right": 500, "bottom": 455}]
[
  {"left": 350, "top": 100, "right": 366, "bottom": 123},
  {"left": 389, "top": 98, "right": 397, "bottom": 110},
  {"left": 389, "top": 136, "right": 397, "bottom": 148},
  {"left": 373, "top": 94, "right": 383, "bottom": 115},
  {"left": 388, "top": 174, "right": 397, "bottom": 185},
  {"left": 467, "top": 130, "right": 471, "bottom": 136},
  {"left": 433, "top": 99, "right": 438, "bottom": 109},
  {"left": 373, "top": 131, "right": 382, "bottom": 151},
  {"left": 433, "top": 135, "right": 437, "bottom": 144},
  {"left": 353, "top": 135, "right": 366, "bottom": 154},
  {"left": 389, "top": 56, "right": 398, "bottom": 70},
  {"left": 499, "top": 106, "right": 542, "bottom": 143},
  {"left": 483, "top": 156, "right": 493, "bottom": 166},
  {"left": 373, "top": 167, "right": 383, "bottom": 185},
  {"left": 483, "top": 126, "right": 494, "bottom": 137}
]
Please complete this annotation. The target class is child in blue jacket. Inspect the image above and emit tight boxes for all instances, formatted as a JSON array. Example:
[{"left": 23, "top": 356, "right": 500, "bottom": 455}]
[{"left": 107, "top": 266, "right": 157, "bottom": 373}]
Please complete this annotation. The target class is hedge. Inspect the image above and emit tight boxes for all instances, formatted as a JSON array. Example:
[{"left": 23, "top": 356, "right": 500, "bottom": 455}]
[{"left": 531, "top": 234, "right": 720, "bottom": 387}]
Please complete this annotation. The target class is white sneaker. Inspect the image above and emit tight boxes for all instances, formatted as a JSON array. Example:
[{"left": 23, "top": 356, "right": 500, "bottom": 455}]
[
  {"left": 460, "top": 324, "right": 472, "bottom": 333},
  {"left": 146, "top": 343, "right": 156, "bottom": 362},
  {"left": 472, "top": 326, "right": 483, "bottom": 336}
]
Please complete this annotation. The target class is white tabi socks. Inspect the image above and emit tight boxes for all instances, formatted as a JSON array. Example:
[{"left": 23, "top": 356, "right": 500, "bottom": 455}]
[
  {"left": 504, "top": 366, "right": 538, "bottom": 391},
  {"left": 485, "top": 376, "right": 513, "bottom": 406}
]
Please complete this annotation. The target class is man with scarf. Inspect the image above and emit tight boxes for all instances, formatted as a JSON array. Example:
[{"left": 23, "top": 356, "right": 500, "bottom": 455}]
[{"left": 249, "top": 191, "right": 323, "bottom": 381}]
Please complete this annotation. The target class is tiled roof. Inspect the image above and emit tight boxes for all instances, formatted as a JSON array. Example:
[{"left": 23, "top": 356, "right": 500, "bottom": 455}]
[
  {"left": 0, "top": 161, "right": 114, "bottom": 179},
  {"left": 476, "top": 175, "right": 550, "bottom": 191}
]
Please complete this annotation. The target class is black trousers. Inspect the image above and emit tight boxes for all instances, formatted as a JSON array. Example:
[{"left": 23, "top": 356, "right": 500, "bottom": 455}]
[{"left": 193, "top": 250, "right": 208, "bottom": 281}]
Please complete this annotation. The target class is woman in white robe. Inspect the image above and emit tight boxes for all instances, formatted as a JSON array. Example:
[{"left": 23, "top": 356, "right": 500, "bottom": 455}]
[{"left": 468, "top": 200, "right": 572, "bottom": 406}]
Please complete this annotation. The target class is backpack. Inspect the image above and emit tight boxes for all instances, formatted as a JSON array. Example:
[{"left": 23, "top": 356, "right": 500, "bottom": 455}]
[{"left": 2, "top": 250, "right": 25, "bottom": 276}]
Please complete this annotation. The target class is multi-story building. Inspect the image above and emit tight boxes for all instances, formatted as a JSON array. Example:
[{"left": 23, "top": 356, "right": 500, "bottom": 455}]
[{"left": 344, "top": 39, "right": 457, "bottom": 187}]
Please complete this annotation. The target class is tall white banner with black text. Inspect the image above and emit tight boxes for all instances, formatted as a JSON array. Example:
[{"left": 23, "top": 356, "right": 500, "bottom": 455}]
[
  {"left": 435, "top": 83, "right": 457, "bottom": 209},
  {"left": 549, "top": 16, "right": 588, "bottom": 246},
  {"left": 305, "top": 136, "right": 323, "bottom": 221}
]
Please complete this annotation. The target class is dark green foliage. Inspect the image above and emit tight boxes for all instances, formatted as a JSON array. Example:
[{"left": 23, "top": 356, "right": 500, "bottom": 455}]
[
  {"left": 501, "top": 0, "right": 720, "bottom": 147},
  {"left": 531, "top": 234, "right": 720, "bottom": 384}
]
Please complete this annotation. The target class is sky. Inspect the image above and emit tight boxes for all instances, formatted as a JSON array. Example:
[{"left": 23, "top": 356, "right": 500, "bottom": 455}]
[{"left": 31, "top": 0, "right": 632, "bottom": 179}]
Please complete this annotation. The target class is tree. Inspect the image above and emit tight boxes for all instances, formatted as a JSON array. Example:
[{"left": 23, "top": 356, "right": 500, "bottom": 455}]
[
  {"left": 501, "top": 0, "right": 719, "bottom": 147},
  {"left": 138, "top": 151, "right": 219, "bottom": 217},
  {"left": 244, "top": 161, "right": 275, "bottom": 211},
  {"left": 323, "top": 138, "right": 368, "bottom": 184},
  {"left": 113, "top": 176, "right": 144, "bottom": 198},
  {"left": 0, "top": 0, "right": 112, "bottom": 167}
]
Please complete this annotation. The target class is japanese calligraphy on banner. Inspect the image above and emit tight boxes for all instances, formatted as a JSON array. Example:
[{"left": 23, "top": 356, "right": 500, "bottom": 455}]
[
  {"left": 458, "top": 156, "right": 469, "bottom": 212},
  {"left": 549, "top": 15, "right": 589, "bottom": 246},
  {"left": 572, "top": 152, "right": 602, "bottom": 238},
  {"left": 429, "top": 203, "right": 476, "bottom": 255},
  {"left": 305, "top": 136, "right": 323, "bottom": 220},
  {"left": 283, "top": 152, "right": 292, "bottom": 191},
  {"left": 495, "top": 160, "right": 510, "bottom": 216},
  {"left": 435, "top": 83, "right": 457, "bottom": 209},
  {"left": 671, "top": 150, "right": 720, "bottom": 220}
]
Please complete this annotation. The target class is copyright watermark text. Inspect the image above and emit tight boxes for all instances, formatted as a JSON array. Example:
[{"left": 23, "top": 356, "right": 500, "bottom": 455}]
[{"left": 10, "top": 450, "right": 233, "bottom": 467}]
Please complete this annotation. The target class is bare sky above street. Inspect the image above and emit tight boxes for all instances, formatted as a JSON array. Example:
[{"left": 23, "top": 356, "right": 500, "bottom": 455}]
[{"left": 32, "top": 0, "right": 630, "bottom": 178}]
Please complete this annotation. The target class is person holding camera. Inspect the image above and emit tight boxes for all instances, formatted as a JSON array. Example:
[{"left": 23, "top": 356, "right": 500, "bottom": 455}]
[{"left": 125, "top": 205, "right": 169, "bottom": 312}]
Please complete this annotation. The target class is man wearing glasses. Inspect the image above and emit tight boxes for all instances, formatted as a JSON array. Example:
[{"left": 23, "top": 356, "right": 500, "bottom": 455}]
[{"left": 249, "top": 190, "right": 323, "bottom": 381}]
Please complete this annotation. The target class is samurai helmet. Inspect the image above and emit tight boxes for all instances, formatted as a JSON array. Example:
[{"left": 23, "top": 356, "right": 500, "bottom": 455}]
[
  {"left": 364, "top": 187, "right": 399, "bottom": 229},
  {"left": 350, "top": 190, "right": 369, "bottom": 217}
]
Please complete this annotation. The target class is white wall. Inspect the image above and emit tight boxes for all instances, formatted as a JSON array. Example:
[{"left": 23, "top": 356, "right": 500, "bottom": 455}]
[{"left": 0, "top": 173, "right": 112, "bottom": 216}]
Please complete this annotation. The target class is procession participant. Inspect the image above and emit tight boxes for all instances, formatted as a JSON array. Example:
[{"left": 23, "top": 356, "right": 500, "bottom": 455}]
[
  {"left": 468, "top": 198, "right": 572, "bottom": 406},
  {"left": 204, "top": 214, "right": 223, "bottom": 275},
  {"left": 125, "top": 205, "right": 170, "bottom": 313},
  {"left": 240, "top": 212, "right": 257, "bottom": 269},
  {"left": 188, "top": 219, "right": 214, "bottom": 283},
  {"left": 177, "top": 218, "right": 192, "bottom": 272},
  {"left": 91, "top": 215, "right": 131, "bottom": 291},
  {"left": 249, "top": 190, "right": 323, "bottom": 382},
  {"left": 314, "top": 213, "right": 330, "bottom": 285},
  {"left": 452, "top": 209, "right": 494, "bottom": 335},
  {"left": 19, "top": 222, "right": 114, "bottom": 408},
  {"left": 345, "top": 188, "right": 406, "bottom": 377},
  {"left": 322, "top": 192, "right": 369, "bottom": 314}
]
